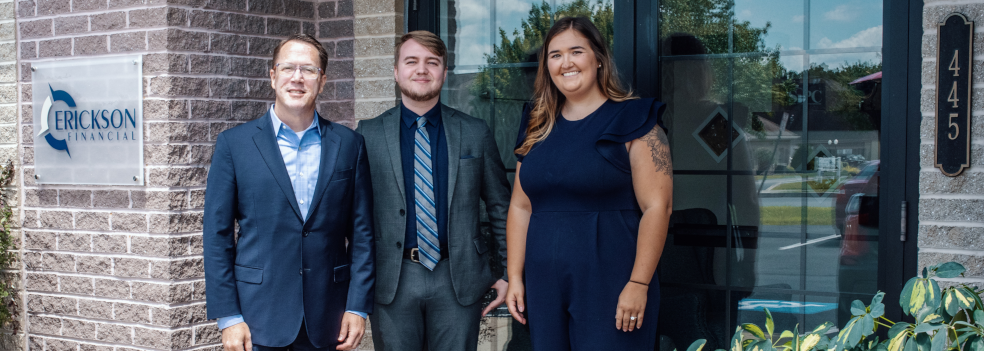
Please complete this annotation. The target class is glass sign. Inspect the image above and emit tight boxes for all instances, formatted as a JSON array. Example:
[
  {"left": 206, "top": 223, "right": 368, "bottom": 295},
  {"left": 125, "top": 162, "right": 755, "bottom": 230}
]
[{"left": 32, "top": 55, "right": 144, "bottom": 185}]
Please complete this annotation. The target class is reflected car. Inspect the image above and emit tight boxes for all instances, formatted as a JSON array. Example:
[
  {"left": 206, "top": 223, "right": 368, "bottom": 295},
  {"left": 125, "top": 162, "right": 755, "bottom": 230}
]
[
  {"left": 835, "top": 161, "right": 880, "bottom": 234},
  {"left": 836, "top": 163, "right": 879, "bottom": 326}
]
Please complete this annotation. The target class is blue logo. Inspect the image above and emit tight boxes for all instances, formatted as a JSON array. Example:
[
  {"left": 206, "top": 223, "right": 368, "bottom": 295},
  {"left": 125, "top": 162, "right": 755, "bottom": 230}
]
[
  {"left": 37, "top": 85, "right": 138, "bottom": 158},
  {"left": 38, "top": 85, "right": 74, "bottom": 157}
]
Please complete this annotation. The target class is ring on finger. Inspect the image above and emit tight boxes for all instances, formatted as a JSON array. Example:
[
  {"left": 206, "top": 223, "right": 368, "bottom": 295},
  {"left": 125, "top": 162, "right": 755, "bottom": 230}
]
[{"left": 630, "top": 316, "right": 637, "bottom": 321}]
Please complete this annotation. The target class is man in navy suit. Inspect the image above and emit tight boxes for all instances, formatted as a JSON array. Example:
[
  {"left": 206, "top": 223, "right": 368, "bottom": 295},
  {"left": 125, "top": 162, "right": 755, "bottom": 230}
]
[{"left": 204, "top": 34, "right": 375, "bottom": 351}]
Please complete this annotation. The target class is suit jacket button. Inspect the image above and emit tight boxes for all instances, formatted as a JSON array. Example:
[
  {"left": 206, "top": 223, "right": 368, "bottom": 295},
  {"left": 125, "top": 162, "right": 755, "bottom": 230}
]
[
  {"left": 303, "top": 231, "right": 309, "bottom": 237},
  {"left": 299, "top": 269, "right": 303, "bottom": 275},
  {"left": 399, "top": 209, "right": 405, "bottom": 216},
  {"left": 396, "top": 242, "right": 402, "bottom": 249}
]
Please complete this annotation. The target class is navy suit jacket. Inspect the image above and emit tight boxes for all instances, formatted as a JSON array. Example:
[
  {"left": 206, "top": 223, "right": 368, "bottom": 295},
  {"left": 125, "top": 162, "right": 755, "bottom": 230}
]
[{"left": 203, "top": 111, "right": 375, "bottom": 348}]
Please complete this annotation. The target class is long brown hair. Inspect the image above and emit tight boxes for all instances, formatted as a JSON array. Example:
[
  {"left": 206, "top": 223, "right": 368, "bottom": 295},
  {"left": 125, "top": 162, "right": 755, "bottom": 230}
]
[{"left": 515, "top": 16, "right": 636, "bottom": 156}]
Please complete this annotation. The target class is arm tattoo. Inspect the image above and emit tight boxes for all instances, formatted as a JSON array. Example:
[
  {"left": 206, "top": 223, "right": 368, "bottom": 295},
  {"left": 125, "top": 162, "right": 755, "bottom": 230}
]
[{"left": 641, "top": 126, "right": 673, "bottom": 176}]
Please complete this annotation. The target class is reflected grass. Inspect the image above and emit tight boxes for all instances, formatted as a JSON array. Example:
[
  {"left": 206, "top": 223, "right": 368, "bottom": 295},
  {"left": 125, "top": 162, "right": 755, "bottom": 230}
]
[
  {"left": 771, "top": 179, "right": 844, "bottom": 192},
  {"left": 760, "top": 206, "right": 834, "bottom": 225}
]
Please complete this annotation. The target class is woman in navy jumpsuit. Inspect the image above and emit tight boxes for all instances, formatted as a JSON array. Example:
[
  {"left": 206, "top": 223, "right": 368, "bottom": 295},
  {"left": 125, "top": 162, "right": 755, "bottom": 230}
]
[{"left": 504, "top": 17, "right": 674, "bottom": 350}]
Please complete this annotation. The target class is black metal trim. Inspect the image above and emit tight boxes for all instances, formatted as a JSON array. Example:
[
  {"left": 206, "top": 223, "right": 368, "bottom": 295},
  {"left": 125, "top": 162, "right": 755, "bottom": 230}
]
[
  {"left": 407, "top": 0, "right": 438, "bottom": 33},
  {"left": 878, "top": 0, "right": 921, "bottom": 325}
]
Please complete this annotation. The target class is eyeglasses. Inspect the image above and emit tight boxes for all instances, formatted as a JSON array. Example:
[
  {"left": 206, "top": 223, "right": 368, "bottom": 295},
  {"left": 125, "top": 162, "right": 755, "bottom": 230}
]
[{"left": 275, "top": 63, "right": 323, "bottom": 79}]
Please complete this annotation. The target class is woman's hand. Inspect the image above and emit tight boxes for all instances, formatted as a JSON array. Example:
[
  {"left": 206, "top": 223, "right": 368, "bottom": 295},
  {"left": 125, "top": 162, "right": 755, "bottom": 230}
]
[
  {"left": 506, "top": 280, "right": 527, "bottom": 324},
  {"left": 615, "top": 282, "right": 648, "bottom": 332}
]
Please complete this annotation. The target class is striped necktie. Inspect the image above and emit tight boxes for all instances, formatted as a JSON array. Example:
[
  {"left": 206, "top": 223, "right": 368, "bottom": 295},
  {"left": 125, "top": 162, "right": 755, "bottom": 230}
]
[{"left": 413, "top": 116, "right": 440, "bottom": 270}]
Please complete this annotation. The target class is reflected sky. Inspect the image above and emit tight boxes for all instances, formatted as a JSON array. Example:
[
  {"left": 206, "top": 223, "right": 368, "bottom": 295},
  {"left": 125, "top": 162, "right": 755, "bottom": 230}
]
[{"left": 446, "top": 0, "right": 883, "bottom": 70}]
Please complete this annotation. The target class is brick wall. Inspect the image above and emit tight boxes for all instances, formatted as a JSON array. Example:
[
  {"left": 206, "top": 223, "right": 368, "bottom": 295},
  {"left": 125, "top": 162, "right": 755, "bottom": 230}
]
[
  {"left": 0, "top": 0, "right": 20, "bottom": 349},
  {"left": 16, "top": 1, "right": 356, "bottom": 350},
  {"left": 919, "top": 1, "right": 984, "bottom": 285},
  {"left": 316, "top": 0, "right": 356, "bottom": 128},
  {"left": 352, "top": 0, "right": 400, "bottom": 121}
]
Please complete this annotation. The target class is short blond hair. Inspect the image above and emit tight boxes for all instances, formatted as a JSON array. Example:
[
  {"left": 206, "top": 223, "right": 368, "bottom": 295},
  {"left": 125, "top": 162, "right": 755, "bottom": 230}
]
[{"left": 394, "top": 30, "right": 447, "bottom": 67}]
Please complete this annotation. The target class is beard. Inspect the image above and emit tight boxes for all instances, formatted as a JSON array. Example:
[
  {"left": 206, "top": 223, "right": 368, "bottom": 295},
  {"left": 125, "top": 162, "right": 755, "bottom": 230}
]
[{"left": 399, "top": 82, "right": 442, "bottom": 102}]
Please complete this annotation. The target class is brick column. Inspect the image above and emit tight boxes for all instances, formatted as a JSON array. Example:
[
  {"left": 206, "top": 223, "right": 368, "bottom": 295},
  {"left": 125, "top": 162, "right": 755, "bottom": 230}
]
[
  {"left": 14, "top": 1, "right": 350, "bottom": 349},
  {"left": 0, "top": 0, "right": 20, "bottom": 349},
  {"left": 918, "top": 2, "right": 984, "bottom": 281},
  {"left": 352, "top": 0, "right": 401, "bottom": 122},
  {"left": 316, "top": 0, "right": 357, "bottom": 128}
]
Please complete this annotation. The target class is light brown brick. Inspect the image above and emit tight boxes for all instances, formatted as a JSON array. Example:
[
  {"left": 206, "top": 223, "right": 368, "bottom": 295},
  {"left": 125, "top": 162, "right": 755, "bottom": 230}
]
[
  {"left": 92, "top": 190, "right": 129, "bottom": 208},
  {"left": 79, "top": 299, "right": 112, "bottom": 320},
  {"left": 93, "top": 234, "right": 127, "bottom": 253},
  {"left": 77, "top": 255, "right": 111, "bottom": 275},
  {"left": 60, "top": 276, "right": 93, "bottom": 295},
  {"left": 39, "top": 210, "right": 72, "bottom": 230},
  {"left": 131, "top": 282, "right": 168, "bottom": 303},
  {"left": 94, "top": 278, "right": 129, "bottom": 299},
  {"left": 25, "top": 273, "right": 57, "bottom": 292},
  {"left": 115, "top": 302, "right": 150, "bottom": 323},
  {"left": 90, "top": 11, "right": 125, "bottom": 32},
  {"left": 43, "top": 252, "right": 74, "bottom": 272},
  {"left": 23, "top": 230, "right": 54, "bottom": 250},
  {"left": 60, "top": 190, "right": 91, "bottom": 208},
  {"left": 58, "top": 233, "right": 90, "bottom": 252},
  {"left": 75, "top": 211, "right": 109, "bottom": 231},
  {"left": 113, "top": 257, "right": 149, "bottom": 278},
  {"left": 111, "top": 212, "right": 147, "bottom": 232},
  {"left": 93, "top": 322, "right": 128, "bottom": 343}
]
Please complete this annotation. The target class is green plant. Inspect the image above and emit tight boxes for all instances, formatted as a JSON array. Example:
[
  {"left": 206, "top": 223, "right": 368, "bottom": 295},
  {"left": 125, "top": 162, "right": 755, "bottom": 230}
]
[
  {"left": 0, "top": 160, "right": 16, "bottom": 330},
  {"left": 686, "top": 262, "right": 984, "bottom": 351}
]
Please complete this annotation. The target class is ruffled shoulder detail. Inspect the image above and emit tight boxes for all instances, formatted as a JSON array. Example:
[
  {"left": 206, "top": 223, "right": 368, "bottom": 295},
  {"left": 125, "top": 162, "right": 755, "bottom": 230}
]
[
  {"left": 595, "top": 98, "right": 667, "bottom": 173},
  {"left": 514, "top": 102, "right": 533, "bottom": 162}
]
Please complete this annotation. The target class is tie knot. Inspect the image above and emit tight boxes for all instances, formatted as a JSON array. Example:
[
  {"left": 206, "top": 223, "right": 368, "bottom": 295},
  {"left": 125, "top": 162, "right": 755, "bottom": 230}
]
[{"left": 416, "top": 116, "right": 427, "bottom": 127}]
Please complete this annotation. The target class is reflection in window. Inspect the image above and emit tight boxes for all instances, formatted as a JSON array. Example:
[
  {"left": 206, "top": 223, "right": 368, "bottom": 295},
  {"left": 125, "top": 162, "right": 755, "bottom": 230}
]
[
  {"left": 438, "top": 1, "right": 616, "bottom": 350},
  {"left": 658, "top": 0, "right": 882, "bottom": 349}
]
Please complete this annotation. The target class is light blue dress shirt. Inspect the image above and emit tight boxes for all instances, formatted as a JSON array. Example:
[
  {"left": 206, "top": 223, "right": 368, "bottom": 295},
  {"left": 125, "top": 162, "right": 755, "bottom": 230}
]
[{"left": 218, "top": 106, "right": 366, "bottom": 330}]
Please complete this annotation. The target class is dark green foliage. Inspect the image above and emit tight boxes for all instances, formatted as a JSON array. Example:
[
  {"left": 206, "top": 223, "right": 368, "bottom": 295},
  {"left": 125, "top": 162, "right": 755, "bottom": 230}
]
[
  {"left": 684, "top": 262, "right": 984, "bottom": 351},
  {"left": 0, "top": 160, "right": 16, "bottom": 330}
]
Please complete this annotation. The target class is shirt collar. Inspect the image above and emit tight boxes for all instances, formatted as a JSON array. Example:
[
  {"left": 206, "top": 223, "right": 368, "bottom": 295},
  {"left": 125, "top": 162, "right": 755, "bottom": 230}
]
[
  {"left": 400, "top": 101, "right": 442, "bottom": 128},
  {"left": 270, "top": 104, "right": 321, "bottom": 136}
]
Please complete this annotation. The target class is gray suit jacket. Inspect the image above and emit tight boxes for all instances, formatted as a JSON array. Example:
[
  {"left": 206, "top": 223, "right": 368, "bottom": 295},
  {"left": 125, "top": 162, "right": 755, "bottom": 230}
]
[{"left": 356, "top": 104, "right": 511, "bottom": 306}]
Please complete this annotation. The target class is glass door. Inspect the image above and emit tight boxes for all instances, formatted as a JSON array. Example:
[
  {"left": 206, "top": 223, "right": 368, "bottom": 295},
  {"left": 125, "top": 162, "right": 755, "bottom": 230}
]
[{"left": 657, "top": 0, "right": 883, "bottom": 349}]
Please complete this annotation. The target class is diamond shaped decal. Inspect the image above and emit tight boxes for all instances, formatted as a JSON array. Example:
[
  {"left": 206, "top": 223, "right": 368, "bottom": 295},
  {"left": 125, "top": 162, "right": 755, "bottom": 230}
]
[{"left": 692, "top": 106, "right": 746, "bottom": 163}]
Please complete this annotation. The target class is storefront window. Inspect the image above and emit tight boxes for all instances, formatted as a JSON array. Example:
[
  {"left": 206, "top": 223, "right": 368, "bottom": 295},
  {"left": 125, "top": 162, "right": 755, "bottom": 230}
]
[
  {"left": 659, "top": 0, "right": 882, "bottom": 349},
  {"left": 433, "top": 0, "right": 882, "bottom": 349},
  {"left": 438, "top": 0, "right": 615, "bottom": 349}
]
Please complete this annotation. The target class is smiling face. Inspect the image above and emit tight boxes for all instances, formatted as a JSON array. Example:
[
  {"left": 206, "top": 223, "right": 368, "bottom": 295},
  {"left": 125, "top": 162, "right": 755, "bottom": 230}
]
[
  {"left": 269, "top": 40, "right": 326, "bottom": 113},
  {"left": 546, "top": 29, "right": 601, "bottom": 99},
  {"left": 394, "top": 39, "right": 447, "bottom": 103}
]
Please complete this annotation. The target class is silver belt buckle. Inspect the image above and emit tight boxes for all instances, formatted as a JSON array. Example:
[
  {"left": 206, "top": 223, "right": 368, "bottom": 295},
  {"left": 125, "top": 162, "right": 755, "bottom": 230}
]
[{"left": 410, "top": 248, "right": 420, "bottom": 263}]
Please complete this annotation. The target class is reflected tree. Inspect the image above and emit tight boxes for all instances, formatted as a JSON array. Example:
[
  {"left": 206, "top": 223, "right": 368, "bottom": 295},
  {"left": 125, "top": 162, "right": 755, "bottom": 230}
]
[{"left": 471, "top": 0, "right": 614, "bottom": 102}]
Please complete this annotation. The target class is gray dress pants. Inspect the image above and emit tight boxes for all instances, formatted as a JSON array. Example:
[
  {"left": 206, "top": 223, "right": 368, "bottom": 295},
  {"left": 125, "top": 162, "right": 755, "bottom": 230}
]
[{"left": 370, "top": 258, "right": 483, "bottom": 351}]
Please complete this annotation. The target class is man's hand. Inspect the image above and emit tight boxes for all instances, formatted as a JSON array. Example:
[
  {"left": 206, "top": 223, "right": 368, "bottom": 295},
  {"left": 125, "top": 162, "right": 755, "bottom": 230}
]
[
  {"left": 221, "top": 322, "right": 252, "bottom": 351},
  {"left": 482, "top": 279, "right": 509, "bottom": 317},
  {"left": 336, "top": 313, "right": 366, "bottom": 350}
]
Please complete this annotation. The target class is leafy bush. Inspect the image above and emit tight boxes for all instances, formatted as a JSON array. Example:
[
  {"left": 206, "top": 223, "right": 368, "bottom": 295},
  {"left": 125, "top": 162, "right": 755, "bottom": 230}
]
[{"left": 683, "top": 262, "right": 984, "bottom": 351}]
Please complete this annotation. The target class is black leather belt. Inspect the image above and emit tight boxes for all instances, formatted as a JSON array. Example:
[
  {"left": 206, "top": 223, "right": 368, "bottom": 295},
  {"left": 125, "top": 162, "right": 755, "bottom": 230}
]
[{"left": 403, "top": 246, "right": 449, "bottom": 263}]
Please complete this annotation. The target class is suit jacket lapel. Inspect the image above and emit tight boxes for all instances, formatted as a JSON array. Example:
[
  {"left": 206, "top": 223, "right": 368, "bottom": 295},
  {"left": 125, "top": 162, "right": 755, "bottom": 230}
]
[
  {"left": 383, "top": 109, "right": 405, "bottom": 199},
  {"left": 252, "top": 113, "right": 303, "bottom": 221},
  {"left": 305, "top": 116, "right": 341, "bottom": 223},
  {"left": 443, "top": 105, "right": 461, "bottom": 215}
]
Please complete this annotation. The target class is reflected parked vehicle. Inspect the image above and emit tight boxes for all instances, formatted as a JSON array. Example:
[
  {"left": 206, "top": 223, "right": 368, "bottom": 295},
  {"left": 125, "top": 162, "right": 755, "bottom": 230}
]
[
  {"left": 835, "top": 161, "right": 880, "bottom": 235},
  {"left": 836, "top": 162, "right": 879, "bottom": 326}
]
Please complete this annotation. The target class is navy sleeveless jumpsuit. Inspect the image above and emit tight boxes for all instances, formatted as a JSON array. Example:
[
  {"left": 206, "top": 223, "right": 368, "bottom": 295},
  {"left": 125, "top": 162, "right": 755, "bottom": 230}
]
[{"left": 515, "top": 98, "right": 666, "bottom": 350}]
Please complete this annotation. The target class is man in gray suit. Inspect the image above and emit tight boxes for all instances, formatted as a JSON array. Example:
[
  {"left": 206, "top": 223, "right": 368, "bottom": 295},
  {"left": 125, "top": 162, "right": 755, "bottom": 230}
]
[{"left": 355, "top": 30, "right": 511, "bottom": 351}]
